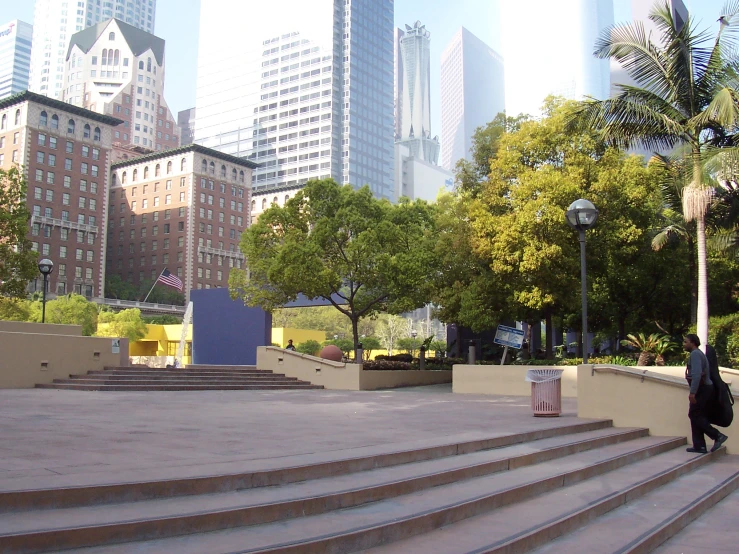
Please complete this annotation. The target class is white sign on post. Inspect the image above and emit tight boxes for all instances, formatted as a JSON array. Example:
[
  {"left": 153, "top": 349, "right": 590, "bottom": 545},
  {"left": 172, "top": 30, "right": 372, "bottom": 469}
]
[
  {"left": 111, "top": 339, "right": 120, "bottom": 354},
  {"left": 493, "top": 325, "right": 525, "bottom": 366}
]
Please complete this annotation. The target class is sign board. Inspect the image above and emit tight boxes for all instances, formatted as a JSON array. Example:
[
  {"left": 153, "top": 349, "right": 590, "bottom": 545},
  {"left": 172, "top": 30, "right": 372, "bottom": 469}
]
[
  {"left": 111, "top": 339, "right": 120, "bottom": 354},
  {"left": 494, "top": 325, "right": 525, "bottom": 349}
]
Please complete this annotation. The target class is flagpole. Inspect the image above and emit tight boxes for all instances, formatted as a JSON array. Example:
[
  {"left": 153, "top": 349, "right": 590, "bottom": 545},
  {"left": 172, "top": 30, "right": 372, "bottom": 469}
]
[{"left": 142, "top": 268, "right": 165, "bottom": 303}]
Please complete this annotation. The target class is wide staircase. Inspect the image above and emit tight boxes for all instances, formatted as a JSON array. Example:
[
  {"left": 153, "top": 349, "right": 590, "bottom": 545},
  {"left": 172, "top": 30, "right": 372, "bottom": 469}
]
[
  {"left": 1, "top": 419, "right": 738, "bottom": 553},
  {"left": 35, "top": 364, "right": 323, "bottom": 391}
]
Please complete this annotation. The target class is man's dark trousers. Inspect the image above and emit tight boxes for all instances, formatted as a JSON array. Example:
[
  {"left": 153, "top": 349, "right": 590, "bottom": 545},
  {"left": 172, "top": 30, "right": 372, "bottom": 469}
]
[{"left": 690, "top": 383, "right": 720, "bottom": 450}]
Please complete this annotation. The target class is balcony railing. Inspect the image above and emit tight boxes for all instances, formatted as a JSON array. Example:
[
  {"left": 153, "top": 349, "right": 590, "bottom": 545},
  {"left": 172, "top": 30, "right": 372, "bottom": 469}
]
[
  {"left": 94, "top": 298, "right": 186, "bottom": 314},
  {"left": 197, "top": 245, "right": 245, "bottom": 260},
  {"left": 31, "top": 215, "right": 99, "bottom": 235}
]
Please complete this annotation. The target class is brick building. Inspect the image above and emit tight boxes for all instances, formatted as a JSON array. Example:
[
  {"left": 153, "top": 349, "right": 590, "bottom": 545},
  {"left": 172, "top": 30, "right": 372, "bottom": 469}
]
[
  {"left": 107, "top": 144, "right": 257, "bottom": 299},
  {"left": 62, "top": 18, "right": 178, "bottom": 152},
  {"left": 0, "top": 90, "right": 122, "bottom": 298}
]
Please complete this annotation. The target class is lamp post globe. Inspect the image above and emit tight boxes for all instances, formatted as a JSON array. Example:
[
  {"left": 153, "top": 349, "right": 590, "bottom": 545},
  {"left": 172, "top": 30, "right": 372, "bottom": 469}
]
[
  {"left": 37, "top": 259, "right": 54, "bottom": 324},
  {"left": 566, "top": 199, "right": 597, "bottom": 363}
]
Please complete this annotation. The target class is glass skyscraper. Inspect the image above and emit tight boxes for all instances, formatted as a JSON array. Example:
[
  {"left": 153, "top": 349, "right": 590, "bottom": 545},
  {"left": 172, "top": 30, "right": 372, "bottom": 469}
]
[
  {"left": 0, "top": 20, "right": 32, "bottom": 100},
  {"left": 195, "top": 0, "right": 395, "bottom": 200}
]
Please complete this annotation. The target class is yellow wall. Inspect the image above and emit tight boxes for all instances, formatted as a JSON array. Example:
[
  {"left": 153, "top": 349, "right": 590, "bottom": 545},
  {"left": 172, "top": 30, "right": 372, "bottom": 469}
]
[
  {"left": 453, "top": 365, "right": 579, "bottom": 398},
  {"left": 272, "top": 328, "right": 326, "bottom": 349},
  {"left": 102, "top": 323, "right": 193, "bottom": 365}
]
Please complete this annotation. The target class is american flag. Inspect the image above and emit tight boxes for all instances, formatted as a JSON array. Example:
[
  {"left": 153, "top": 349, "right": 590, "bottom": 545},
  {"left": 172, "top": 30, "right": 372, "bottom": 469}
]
[{"left": 157, "top": 268, "right": 183, "bottom": 291}]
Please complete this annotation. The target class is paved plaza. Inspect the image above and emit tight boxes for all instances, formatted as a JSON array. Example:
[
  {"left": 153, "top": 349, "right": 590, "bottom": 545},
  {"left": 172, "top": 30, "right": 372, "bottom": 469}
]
[{"left": 0, "top": 385, "right": 578, "bottom": 491}]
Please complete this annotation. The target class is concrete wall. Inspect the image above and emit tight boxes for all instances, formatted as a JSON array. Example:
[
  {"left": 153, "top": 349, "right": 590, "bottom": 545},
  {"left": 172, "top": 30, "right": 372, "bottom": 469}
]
[
  {"left": 360, "top": 369, "right": 452, "bottom": 390},
  {"left": 257, "top": 347, "right": 452, "bottom": 390},
  {"left": 578, "top": 364, "right": 738, "bottom": 453},
  {"left": 0, "top": 321, "right": 82, "bottom": 336},
  {"left": 453, "top": 365, "right": 578, "bottom": 398},
  {"left": 0, "top": 330, "right": 129, "bottom": 388}
]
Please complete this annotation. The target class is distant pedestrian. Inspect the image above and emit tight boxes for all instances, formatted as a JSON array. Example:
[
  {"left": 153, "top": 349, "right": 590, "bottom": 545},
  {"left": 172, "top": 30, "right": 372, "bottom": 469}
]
[
  {"left": 684, "top": 334, "right": 728, "bottom": 454},
  {"left": 285, "top": 339, "right": 296, "bottom": 351}
]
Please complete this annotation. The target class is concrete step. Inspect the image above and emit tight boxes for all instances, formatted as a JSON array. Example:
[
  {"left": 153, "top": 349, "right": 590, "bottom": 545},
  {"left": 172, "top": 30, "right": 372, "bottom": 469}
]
[
  {"left": 31, "top": 435, "right": 686, "bottom": 554},
  {"left": 0, "top": 420, "right": 613, "bottom": 512},
  {"left": 103, "top": 367, "right": 271, "bottom": 374},
  {"left": 88, "top": 370, "right": 287, "bottom": 377},
  {"left": 82, "top": 372, "right": 293, "bottom": 380},
  {"left": 61, "top": 378, "right": 304, "bottom": 386},
  {"left": 34, "top": 383, "right": 323, "bottom": 391},
  {"left": 185, "top": 364, "right": 258, "bottom": 371},
  {"left": 651, "top": 476, "right": 739, "bottom": 554}
]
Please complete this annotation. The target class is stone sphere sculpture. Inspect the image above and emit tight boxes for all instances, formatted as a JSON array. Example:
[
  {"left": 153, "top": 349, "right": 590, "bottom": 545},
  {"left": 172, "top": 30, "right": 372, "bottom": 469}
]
[{"left": 319, "top": 345, "right": 343, "bottom": 362}]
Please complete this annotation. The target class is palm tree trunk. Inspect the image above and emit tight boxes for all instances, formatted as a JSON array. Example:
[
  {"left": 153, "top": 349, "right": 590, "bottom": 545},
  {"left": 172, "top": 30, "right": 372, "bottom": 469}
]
[
  {"left": 685, "top": 151, "right": 709, "bottom": 351},
  {"left": 688, "top": 236, "right": 697, "bottom": 326},
  {"left": 696, "top": 214, "right": 709, "bottom": 350}
]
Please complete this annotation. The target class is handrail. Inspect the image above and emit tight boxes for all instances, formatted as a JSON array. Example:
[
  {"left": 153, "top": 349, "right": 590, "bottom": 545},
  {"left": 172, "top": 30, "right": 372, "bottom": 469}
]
[
  {"left": 590, "top": 364, "right": 738, "bottom": 394},
  {"left": 265, "top": 346, "right": 350, "bottom": 368},
  {"left": 94, "top": 298, "right": 186, "bottom": 314}
]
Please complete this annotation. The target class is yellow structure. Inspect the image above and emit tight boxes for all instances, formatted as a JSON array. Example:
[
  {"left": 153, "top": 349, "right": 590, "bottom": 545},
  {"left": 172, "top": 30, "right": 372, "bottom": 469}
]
[
  {"left": 272, "top": 327, "right": 326, "bottom": 351},
  {"left": 126, "top": 324, "right": 192, "bottom": 365}
]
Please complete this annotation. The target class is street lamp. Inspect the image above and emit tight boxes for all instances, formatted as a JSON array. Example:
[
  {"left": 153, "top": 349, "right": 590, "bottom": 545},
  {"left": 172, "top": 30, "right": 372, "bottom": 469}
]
[
  {"left": 37, "top": 258, "right": 54, "bottom": 324},
  {"left": 566, "top": 199, "right": 598, "bottom": 363},
  {"left": 411, "top": 329, "right": 417, "bottom": 339}
]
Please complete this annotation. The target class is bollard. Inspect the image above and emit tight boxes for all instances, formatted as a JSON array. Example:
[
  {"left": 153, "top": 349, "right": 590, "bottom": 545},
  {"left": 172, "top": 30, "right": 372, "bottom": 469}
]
[
  {"left": 355, "top": 342, "right": 363, "bottom": 365},
  {"left": 419, "top": 346, "right": 426, "bottom": 370},
  {"left": 468, "top": 341, "right": 476, "bottom": 364}
]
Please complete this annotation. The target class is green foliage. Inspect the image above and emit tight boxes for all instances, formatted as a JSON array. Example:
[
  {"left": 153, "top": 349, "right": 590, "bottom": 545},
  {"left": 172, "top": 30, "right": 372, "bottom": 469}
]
[
  {"left": 396, "top": 337, "right": 423, "bottom": 356},
  {"left": 695, "top": 313, "right": 739, "bottom": 367},
  {"left": 41, "top": 294, "right": 98, "bottom": 335},
  {"left": 271, "top": 305, "right": 379, "bottom": 340},
  {"left": 0, "top": 167, "right": 38, "bottom": 298},
  {"left": 232, "top": 179, "right": 438, "bottom": 345},
  {"left": 429, "top": 340, "right": 447, "bottom": 353},
  {"left": 360, "top": 336, "right": 382, "bottom": 360},
  {"left": 143, "top": 315, "right": 182, "bottom": 325},
  {"left": 0, "top": 298, "right": 31, "bottom": 321},
  {"left": 96, "top": 308, "right": 147, "bottom": 341},
  {"left": 322, "top": 338, "right": 353, "bottom": 356},
  {"left": 296, "top": 339, "right": 321, "bottom": 356},
  {"left": 620, "top": 333, "right": 663, "bottom": 353}
]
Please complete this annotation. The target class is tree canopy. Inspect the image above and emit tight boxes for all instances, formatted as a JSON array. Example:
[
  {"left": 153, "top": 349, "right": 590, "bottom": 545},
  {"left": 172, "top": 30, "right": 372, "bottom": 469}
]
[
  {"left": 96, "top": 308, "right": 148, "bottom": 341},
  {"left": 0, "top": 167, "right": 38, "bottom": 298},
  {"left": 230, "top": 178, "right": 438, "bottom": 346}
]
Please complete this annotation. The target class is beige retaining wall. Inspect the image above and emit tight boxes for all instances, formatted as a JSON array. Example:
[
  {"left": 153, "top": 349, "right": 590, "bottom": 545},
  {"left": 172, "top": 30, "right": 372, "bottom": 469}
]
[
  {"left": 0, "top": 328, "right": 129, "bottom": 388},
  {"left": 578, "top": 364, "right": 738, "bottom": 453},
  {"left": 0, "top": 321, "right": 82, "bottom": 336},
  {"left": 453, "top": 365, "right": 579, "bottom": 398},
  {"left": 256, "top": 347, "right": 452, "bottom": 390}
]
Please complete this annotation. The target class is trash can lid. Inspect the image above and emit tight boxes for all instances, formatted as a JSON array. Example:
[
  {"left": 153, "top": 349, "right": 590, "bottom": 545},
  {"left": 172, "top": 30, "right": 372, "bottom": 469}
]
[{"left": 525, "top": 369, "right": 564, "bottom": 383}]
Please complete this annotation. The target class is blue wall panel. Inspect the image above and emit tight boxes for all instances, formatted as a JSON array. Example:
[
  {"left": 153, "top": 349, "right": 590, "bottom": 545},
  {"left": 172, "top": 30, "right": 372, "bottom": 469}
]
[{"left": 190, "top": 289, "right": 272, "bottom": 366}]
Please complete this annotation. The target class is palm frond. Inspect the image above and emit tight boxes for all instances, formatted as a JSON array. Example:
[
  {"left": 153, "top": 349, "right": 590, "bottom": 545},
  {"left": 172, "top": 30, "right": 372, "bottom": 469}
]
[
  {"left": 691, "top": 87, "right": 739, "bottom": 130},
  {"left": 708, "top": 227, "right": 739, "bottom": 254}
]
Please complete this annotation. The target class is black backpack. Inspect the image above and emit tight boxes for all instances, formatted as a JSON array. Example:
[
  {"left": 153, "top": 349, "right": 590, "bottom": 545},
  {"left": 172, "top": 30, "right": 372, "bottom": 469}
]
[{"left": 706, "top": 345, "right": 734, "bottom": 428}]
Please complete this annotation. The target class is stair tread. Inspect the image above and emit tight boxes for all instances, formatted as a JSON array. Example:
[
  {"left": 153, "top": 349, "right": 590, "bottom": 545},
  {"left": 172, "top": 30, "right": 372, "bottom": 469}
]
[
  {"left": 652, "top": 469, "right": 739, "bottom": 554},
  {"left": 46, "top": 436, "right": 681, "bottom": 553},
  {"left": 0, "top": 427, "right": 646, "bottom": 535},
  {"left": 0, "top": 421, "right": 611, "bottom": 495},
  {"left": 367, "top": 452, "right": 737, "bottom": 554}
]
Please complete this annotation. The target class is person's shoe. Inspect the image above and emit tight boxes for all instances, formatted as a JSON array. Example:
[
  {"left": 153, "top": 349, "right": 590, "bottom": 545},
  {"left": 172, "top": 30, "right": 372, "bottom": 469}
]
[
  {"left": 686, "top": 447, "right": 708, "bottom": 454},
  {"left": 711, "top": 433, "right": 729, "bottom": 452}
]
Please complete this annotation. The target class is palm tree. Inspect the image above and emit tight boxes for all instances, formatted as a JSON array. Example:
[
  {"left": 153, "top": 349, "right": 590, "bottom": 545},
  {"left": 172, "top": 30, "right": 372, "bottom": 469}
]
[{"left": 569, "top": 1, "right": 739, "bottom": 349}]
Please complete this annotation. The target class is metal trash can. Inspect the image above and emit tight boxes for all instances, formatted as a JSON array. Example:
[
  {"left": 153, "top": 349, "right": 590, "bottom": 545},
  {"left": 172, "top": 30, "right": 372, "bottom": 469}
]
[{"left": 526, "top": 369, "right": 564, "bottom": 417}]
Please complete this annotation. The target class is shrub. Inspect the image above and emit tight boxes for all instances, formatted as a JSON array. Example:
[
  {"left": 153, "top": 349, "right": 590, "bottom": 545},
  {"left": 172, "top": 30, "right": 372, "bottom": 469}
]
[
  {"left": 363, "top": 360, "right": 414, "bottom": 371},
  {"left": 697, "top": 314, "right": 739, "bottom": 368},
  {"left": 296, "top": 339, "right": 321, "bottom": 356},
  {"left": 375, "top": 353, "right": 414, "bottom": 363}
]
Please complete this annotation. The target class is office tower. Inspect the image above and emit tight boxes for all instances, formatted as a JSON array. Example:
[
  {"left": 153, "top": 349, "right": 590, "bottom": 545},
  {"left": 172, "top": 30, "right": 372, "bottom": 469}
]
[
  {"left": 0, "top": 90, "right": 122, "bottom": 298},
  {"left": 502, "top": 0, "right": 613, "bottom": 116},
  {"left": 107, "top": 145, "right": 256, "bottom": 298},
  {"left": 178, "top": 107, "right": 195, "bottom": 146},
  {"left": 62, "top": 18, "right": 178, "bottom": 152},
  {"left": 195, "top": 0, "right": 395, "bottom": 200},
  {"left": 395, "top": 21, "right": 438, "bottom": 164},
  {"left": 0, "top": 21, "right": 33, "bottom": 99},
  {"left": 29, "top": 0, "right": 156, "bottom": 100},
  {"left": 611, "top": 0, "right": 688, "bottom": 95},
  {"left": 440, "top": 27, "right": 505, "bottom": 170}
]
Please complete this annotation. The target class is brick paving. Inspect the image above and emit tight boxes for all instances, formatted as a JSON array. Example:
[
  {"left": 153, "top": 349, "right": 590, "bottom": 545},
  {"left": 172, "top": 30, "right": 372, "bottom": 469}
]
[{"left": 0, "top": 385, "right": 579, "bottom": 489}]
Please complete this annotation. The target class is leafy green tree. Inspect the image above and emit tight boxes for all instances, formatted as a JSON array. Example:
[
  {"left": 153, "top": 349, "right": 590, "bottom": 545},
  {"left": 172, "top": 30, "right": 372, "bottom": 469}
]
[
  {"left": 37, "top": 294, "right": 98, "bottom": 335},
  {"left": 96, "top": 308, "right": 148, "bottom": 341},
  {"left": 397, "top": 337, "right": 423, "bottom": 356},
  {"left": 296, "top": 339, "right": 321, "bottom": 356},
  {"left": 360, "top": 336, "right": 382, "bottom": 360},
  {"left": 104, "top": 275, "right": 138, "bottom": 300},
  {"left": 231, "top": 179, "right": 438, "bottom": 346},
  {"left": 569, "top": 1, "right": 739, "bottom": 348},
  {"left": 322, "top": 338, "right": 353, "bottom": 357},
  {"left": 143, "top": 314, "right": 182, "bottom": 325},
  {"left": 0, "top": 167, "right": 38, "bottom": 298},
  {"left": 0, "top": 298, "right": 32, "bottom": 321}
]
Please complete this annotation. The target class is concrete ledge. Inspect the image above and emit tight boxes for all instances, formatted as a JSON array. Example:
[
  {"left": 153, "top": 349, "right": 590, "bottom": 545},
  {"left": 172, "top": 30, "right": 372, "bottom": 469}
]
[
  {"left": 0, "top": 321, "right": 82, "bottom": 336},
  {"left": 0, "top": 331, "right": 129, "bottom": 388},
  {"left": 257, "top": 347, "right": 452, "bottom": 390},
  {"left": 452, "top": 365, "right": 578, "bottom": 398},
  {"left": 579, "top": 364, "right": 737, "bottom": 453}
]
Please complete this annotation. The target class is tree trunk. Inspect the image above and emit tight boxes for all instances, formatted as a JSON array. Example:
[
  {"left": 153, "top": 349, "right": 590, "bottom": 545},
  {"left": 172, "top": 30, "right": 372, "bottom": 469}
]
[
  {"left": 696, "top": 214, "right": 709, "bottom": 351},
  {"left": 688, "top": 236, "right": 697, "bottom": 326},
  {"left": 545, "top": 312, "right": 553, "bottom": 359},
  {"left": 351, "top": 315, "right": 360, "bottom": 352}
]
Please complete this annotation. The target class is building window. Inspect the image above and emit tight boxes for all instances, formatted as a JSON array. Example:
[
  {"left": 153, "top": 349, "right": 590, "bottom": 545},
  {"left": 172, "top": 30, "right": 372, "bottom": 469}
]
[
  {"left": 155, "top": 164, "right": 161, "bottom": 176},
  {"left": 40, "top": 111, "right": 48, "bottom": 126},
  {"left": 94, "top": 127, "right": 101, "bottom": 141},
  {"left": 83, "top": 124, "right": 91, "bottom": 138},
  {"left": 109, "top": 31, "right": 115, "bottom": 40},
  {"left": 51, "top": 115, "right": 59, "bottom": 129},
  {"left": 67, "top": 119, "right": 75, "bottom": 134}
]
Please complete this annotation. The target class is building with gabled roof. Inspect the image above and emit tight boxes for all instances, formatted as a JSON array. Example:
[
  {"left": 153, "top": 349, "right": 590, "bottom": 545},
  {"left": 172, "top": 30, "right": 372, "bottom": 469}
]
[{"left": 62, "top": 18, "right": 178, "bottom": 153}]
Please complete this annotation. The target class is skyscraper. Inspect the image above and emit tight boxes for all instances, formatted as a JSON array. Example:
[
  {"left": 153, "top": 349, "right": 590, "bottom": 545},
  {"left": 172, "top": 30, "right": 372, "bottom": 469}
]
[
  {"left": 29, "top": 0, "right": 156, "bottom": 100},
  {"left": 62, "top": 18, "right": 178, "bottom": 152},
  {"left": 440, "top": 27, "right": 505, "bottom": 170},
  {"left": 0, "top": 20, "right": 33, "bottom": 100},
  {"left": 502, "top": 0, "right": 613, "bottom": 116},
  {"left": 195, "top": 0, "right": 395, "bottom": 201},
  {"left": 395, "top": 21, "right": 438, "bottom": 164}
]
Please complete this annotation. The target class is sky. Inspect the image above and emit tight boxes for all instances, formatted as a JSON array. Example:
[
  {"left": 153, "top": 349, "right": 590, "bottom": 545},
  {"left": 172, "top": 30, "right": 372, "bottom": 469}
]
[{"left": 2, "top": 0, "right": 726, "bottom": 136}]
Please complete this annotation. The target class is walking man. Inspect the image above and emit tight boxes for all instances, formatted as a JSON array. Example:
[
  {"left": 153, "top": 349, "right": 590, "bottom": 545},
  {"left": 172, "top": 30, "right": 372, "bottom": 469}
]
[
  {"left": 285, "top": 339, "right": 296, "bottom": 351},
  {"left": 684, "top": 334, "right": 728, "bottom": 453}
]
